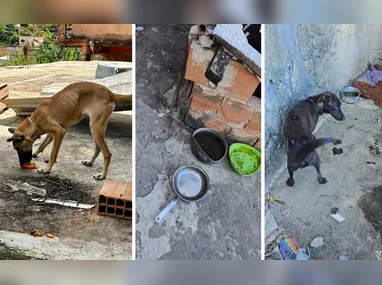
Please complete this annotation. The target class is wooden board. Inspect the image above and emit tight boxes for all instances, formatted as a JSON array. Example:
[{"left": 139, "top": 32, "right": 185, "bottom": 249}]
[
  {"left": 0, "top": 84, "right": 9, "bottom": 113},
  {"left": 0, "top": 84, "right": 9, "bottom": 100}
]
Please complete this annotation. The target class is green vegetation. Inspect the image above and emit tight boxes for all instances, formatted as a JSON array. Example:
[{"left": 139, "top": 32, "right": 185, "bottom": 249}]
[{"left": 0, "top": 24, "right": 81, "bottom": 66}]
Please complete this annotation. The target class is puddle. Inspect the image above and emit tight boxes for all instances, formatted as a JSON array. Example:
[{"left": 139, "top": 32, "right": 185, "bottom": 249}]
[{"left": 358, "top": 186, "right": 382, "bottom": 238}]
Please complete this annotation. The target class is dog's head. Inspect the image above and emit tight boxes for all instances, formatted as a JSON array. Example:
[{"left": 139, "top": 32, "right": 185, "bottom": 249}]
[
  {"left": 321, "top": 92, "right": 345, "bottom": 121},
  {"left": 7, "top": 118, "right": 39, "bottom": 166}
]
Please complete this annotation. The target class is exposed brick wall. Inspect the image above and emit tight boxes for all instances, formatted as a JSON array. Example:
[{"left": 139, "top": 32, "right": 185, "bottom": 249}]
[{"left": 185, "top": 39, "right": 261, "bottom": 148}]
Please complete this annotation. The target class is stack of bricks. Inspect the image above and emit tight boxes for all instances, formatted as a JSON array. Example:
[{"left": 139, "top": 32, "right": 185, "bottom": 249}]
[
  {"left": 97, "top": 180, "right": 132, "bottom": 220},
  {"left": 185, "top": 38, "right": 261, "bottom": 148}
]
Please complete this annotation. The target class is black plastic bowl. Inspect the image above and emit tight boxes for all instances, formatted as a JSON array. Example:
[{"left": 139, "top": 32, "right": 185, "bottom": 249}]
[{"left": 191, "top": 128, "right": 228, "bottom": 164}]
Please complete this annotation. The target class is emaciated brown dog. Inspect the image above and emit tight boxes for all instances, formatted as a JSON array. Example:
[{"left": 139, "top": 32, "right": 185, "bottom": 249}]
[{"left": 7, "top": 82, "right": 131, "bottom": 180}]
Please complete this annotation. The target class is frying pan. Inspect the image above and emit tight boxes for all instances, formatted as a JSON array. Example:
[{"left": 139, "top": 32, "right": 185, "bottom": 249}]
[{"left": 155, "top": 165, "right": 209, "bottom": 223}]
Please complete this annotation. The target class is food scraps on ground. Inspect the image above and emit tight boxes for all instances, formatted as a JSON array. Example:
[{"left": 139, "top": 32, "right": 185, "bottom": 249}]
[
  {"left": 21, "top": 162, "right": 38, "bottom": 169},
  {"left": 30, "top": 229, "right": 43, "bottom": 237},
  {"left": 46, "top": 233, "right": 55, "bottom": 238}
]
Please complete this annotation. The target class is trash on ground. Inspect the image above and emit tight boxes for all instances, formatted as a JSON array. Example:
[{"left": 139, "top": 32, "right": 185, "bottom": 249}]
[
  {"left": 4, "top": 182, "right": 18, "bottom": 191},
  {"left": 32, "top": 197, "right": 95, "bottom": 209},
  {"left": 353, "top": 63, "right": 382, "bottom": 108},
  {"left": 296, "top": 248, "right": 311, "bottom": 260},
  {"left": 331, "top": 212, "right": 345, "bottom": 223},
  {"left": 339, "top": 255, "right": 349, "bottom": 260},
  {"left": 136, "top": 26, "right": 144, "bottom": 31},
  {"left": 333, "top": 147, "right": 343, "bottom": 155},
  {"left": 30, "top": 229, "right": 43, "bottom": 237},
  {"left": 359, "top": 62, "right": 382, "bottom": 86},
  {"left": 267, "top": 195, "right": 285, "bottom": 206},
  {"left": 6, "top": 180, "right": 46, "bottom": 196},
  {"left": 279, "top": 236, "right": 300, "bottom": 260},
  {"left": 280, "top": 207, "right": 292, "bottom": 217},
  {"left": 331, "top": 207, "right": 339, "bottom": 214},
  {"left": 310, "top": 236, "right": 325, "bottom": 248},
  {"left": 46, "top": 233, "right": 55, "bottom": 238}
]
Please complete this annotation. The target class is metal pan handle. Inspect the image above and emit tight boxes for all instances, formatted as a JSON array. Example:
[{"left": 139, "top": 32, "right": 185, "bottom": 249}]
[{"left": 155, "top": 199, "right": 177, "bottom": 223}]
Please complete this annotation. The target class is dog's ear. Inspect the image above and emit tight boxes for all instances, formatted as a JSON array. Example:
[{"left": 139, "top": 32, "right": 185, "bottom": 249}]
[
  {"left": 8, "top": 127, "right": 15, "bottom": 134},
  {"left": 7, "top": 135, "right": 24, "bottom": 142},
  {"left": 323, "top": 93, "right": 330, "bottom": 103}
]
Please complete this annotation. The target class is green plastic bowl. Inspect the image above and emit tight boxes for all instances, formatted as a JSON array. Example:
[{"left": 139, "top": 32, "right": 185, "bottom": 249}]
[{"left": 229, "top": 143, "right": 261, "bottom": 176}]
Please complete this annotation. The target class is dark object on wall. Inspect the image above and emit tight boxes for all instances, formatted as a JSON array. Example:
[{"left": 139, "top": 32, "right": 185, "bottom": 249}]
[{"left": 205, "top": 44, "right": 232, "bottom": 86}]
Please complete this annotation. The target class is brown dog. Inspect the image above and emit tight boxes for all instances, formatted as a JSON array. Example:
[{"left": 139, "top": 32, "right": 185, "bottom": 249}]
[{"left": 7, "top": 82, "right": 131, "bottom": 180}]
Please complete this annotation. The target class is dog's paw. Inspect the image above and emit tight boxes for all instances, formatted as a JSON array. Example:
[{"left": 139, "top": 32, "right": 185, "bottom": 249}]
[
  {"left": 93, "top": 173, "right": 105, "bottom": 180},
  {"left": 37, "top": 168, "right": 50, "bottom": 175},
  {"left": 318, "top": 177, "right": 327, "bottom": 184},
  {"left": 286, "top": 178, "right": 295, "bottom": 187},
  {"left": 81, "top": 161, "right": 93, "bottom": 167}
]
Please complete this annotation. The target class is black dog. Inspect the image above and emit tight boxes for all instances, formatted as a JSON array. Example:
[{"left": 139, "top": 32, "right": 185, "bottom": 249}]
[{"left": 284, "top": 92, "right": 345, "bottom": 187}]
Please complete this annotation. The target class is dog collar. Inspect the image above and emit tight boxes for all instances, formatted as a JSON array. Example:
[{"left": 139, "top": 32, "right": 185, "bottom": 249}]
[{"left": 310, "top": 99, "right": 319, "bottom": 114}]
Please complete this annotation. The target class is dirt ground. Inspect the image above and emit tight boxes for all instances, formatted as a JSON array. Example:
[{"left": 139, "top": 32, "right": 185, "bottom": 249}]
[
  {"left": 135, "top": 25, "right": 261, "bottom": 260},
  {"left": 267, "top": 98, "right": 382, "bottom": 260},
  {"left": 0, "top": 62, "right": 132, "bottom": 260}
]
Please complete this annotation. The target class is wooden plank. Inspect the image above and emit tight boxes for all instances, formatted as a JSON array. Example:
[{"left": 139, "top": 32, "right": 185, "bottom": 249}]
[{"left": 0, "top": 84, "right": 9, "bottom": 100}]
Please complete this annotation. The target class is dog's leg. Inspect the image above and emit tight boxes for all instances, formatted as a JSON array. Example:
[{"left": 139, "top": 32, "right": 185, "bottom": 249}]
[
  {"left": 81, "top": 141, "right": 100, "bottom": 166},
  {"left": 314, "top": 156, "right": 327, "bottom": 184},
  {"left": 89, "top": 107, "right": 113, "bottom": 180},
  {"left": 33, "top": 134, "right": 53, "bottom": 157},
  {"left": 92, "top": 131, "right": 111, "bottom": 180},
  {"left": 38, "top": 127, "right": 65, "bottom": 174},
  {"left": 286, "top": 165, "right": 295, "bottom": 187}
]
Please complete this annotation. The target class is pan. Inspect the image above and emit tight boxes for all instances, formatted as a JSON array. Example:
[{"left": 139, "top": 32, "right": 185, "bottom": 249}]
[{"left": 155, "top": 165, "right": 209, "bottom": 223}]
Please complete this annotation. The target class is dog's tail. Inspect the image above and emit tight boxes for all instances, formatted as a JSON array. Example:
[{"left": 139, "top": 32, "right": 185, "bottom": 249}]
[
  {"left": 296, "top": 137, "right": 334, "bottom": 161},
  {"left": 111, "top": 93, "right": 132, "bottom": 102}
]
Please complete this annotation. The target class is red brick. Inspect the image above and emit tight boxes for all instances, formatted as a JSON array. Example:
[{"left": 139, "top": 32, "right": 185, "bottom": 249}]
[
  {"left": 97, "top": 180, "right": 132, "bottom": 220},
  {"left": 222, "top": 62, "right": 260, "bottom": 102},
  {"left": 244, "top": 112, "right": 261, "bottom": 135},
  {"left": 254, "top": 139, "right": 261, "bottom": 150},
  {"left": 218, "top": 98, "right": 254, "bottom": 124},
  {"left": 228, "top": 129, "right": 259, "bottom": 145},
  {"left": 190, "top": 86, "right": 223, "bottom": 112},
  {"left": 184, "top": 41, "right": 214, "bottom": 86},
  {"left": 204, "top": 119, "right": 232, "bottom": 134}
]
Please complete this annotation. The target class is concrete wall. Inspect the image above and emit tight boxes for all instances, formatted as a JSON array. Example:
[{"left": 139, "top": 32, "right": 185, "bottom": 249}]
[{"left": 265, "top": 24, "right": 382, "bottom": 188}]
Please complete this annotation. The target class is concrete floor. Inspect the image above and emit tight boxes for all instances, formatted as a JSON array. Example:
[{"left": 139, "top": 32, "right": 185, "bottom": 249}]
[
  {"left": 268, "top": 98, "right": 382, "bottom": 260},
  {"left": 0, "top": 63, "right": 132, "bottom": 260},
  {"left": 135, "top": 25, "right": 261, "bottom": 260}
]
